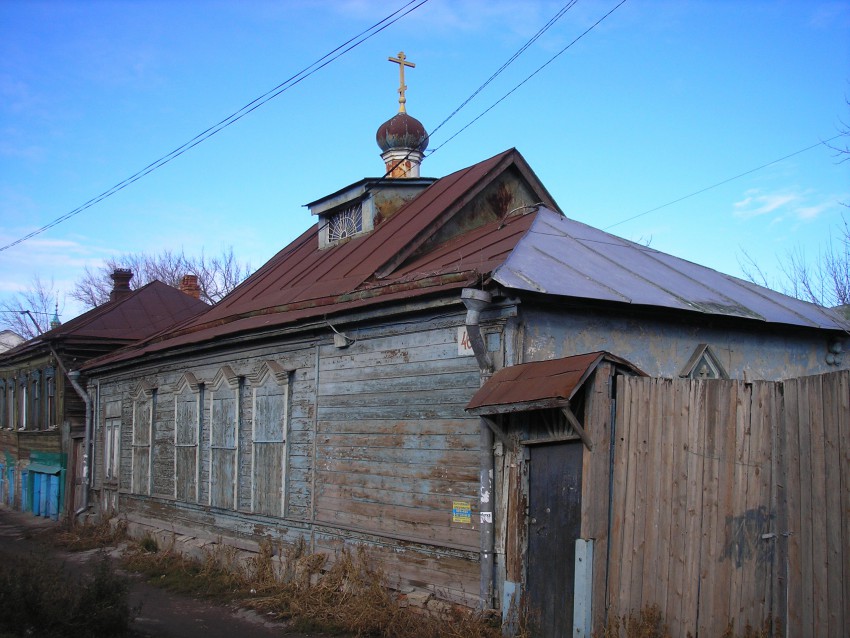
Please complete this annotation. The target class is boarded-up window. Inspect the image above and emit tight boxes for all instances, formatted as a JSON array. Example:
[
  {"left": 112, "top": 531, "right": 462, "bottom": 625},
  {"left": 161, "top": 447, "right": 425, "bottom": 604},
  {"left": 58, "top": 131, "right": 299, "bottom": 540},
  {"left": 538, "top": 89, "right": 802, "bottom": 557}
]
[
  {"left": 104, "top": 400, "right": 121, "bottom": 481},
  {"left": 209, "top": 372, "right": 238, "bottom": 509},
  {"left": 174, "top": 380, "right": 200, "bottom": 502},
  {"left": 18, "top": 380, "right": 26, "bottom": 429},
  {"left": 131, "top": 387, "right": 155, "bottom": 495},
  {"left": 29, "top": 371, "right": 41, "bottom": 430},
  {"left": 7, "top": 383, "right": 14, "bottom": 429},
  {"left": 251, "top": 372, "right": 288, "bottom": 516},
  {"left": 0, "top": 380, "right": 6, "bottom": 429}
]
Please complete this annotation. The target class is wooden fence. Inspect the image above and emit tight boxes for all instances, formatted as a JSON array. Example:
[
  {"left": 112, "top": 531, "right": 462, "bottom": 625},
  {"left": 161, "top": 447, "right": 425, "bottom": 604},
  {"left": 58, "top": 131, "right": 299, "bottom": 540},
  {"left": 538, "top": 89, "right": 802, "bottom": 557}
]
[{"left": 607, "top": 371, "right": 849, "bottom": 637}]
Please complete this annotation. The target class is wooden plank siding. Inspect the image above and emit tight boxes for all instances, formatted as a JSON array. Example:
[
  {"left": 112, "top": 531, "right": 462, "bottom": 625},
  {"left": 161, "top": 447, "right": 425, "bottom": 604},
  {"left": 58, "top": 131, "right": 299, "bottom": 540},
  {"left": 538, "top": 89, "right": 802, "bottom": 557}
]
[
  {"left": 604, "top": 372, "right": 850, "bottom": 638},
  {"left": 88, "top": 316, "right": 485, "bottom": 610},
  {"left": 314, "top": 325, "right": 481, "bottom": 555}
]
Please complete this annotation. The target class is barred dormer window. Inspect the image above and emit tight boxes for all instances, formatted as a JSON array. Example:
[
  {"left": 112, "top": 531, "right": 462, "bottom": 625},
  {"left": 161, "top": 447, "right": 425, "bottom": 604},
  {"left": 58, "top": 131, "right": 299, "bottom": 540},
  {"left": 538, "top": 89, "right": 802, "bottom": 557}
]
[{"left": 327, "top": 201, "right": 364, "bottom": 243}]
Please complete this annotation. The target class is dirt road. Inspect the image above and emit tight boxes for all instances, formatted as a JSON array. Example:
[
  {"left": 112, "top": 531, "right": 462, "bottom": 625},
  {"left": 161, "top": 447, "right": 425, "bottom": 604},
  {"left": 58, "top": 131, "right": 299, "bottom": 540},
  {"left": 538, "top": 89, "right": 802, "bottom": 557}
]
[{"left": 0, "top": 507, "right": 341, "bottom": 638}]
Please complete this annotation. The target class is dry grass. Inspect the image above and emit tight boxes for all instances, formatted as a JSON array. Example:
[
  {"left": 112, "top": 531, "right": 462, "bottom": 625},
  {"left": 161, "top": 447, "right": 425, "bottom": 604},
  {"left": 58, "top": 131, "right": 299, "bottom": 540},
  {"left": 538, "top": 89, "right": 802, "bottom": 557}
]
[
  {"left": 53, "top": 520, "right": 782, "bottom": 638},
  {"left": 54, "top": 516, "right": 126, "bottom": 551},
  {"left": 119, "top": 535, "right": 501, "bottom": 638}
]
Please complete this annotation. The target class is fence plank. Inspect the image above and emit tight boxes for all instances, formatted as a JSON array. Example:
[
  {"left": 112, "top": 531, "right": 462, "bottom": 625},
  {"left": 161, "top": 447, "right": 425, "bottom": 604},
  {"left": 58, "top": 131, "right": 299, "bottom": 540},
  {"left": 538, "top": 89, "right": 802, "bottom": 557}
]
[
  {"left": 628, "top": 377, "right": 651, "bottom": 611},
  {"left": 681, "top": 380, "right": 706, "bottom": 633},
  {"left": 748, "top": 381, "right": 774, "bottom": 626},
  {"left": 639, "top": 378, "right": 662, "bottom": 610},
  {"left": 838, "top": 371, "right": 850, "bottom": 636},
  {"left": 797, "top": 377, "right": 815, "bottom": 638},
  {"left": 805, "top": 375, "right": 828, "bottom": 636},
  {"left": 584, "top": 363, "right": 614, "bottom": 625},
  {"left": 665, "top": 379, "right": 688, "bottom": 633},
  {"left": 784, "top": 377, "right": 803, "bottom": 634},
  {"left": 656, "top": 378, "right": 675, "bottom": 624},
  {"left": 822, "top": 372, "right": 844, "bottom": 637},
  {"left": 608, "top": 374, "right": 633, "bottom": 619},
  {"left": 728, "top": 380, "right": 751, "bottom": 625}
]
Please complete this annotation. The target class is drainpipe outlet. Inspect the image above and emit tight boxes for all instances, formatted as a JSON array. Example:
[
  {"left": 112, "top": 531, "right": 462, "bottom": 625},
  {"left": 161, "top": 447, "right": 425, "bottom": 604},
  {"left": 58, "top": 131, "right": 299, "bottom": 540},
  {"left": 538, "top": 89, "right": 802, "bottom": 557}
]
[{"left": 461, "top": 289, "right": 493, "bottom": 373}]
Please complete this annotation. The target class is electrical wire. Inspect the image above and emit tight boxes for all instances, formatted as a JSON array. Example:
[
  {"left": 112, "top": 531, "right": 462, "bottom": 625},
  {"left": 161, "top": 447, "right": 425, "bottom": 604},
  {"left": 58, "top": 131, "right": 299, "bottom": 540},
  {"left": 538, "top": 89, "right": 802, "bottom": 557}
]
[
  {"left": 427, "top": 0, "right": 579, "bottom": 142},
  {"left": 427, "top": 0, "right": 628, "bottom": 155},
  {"left": 380, "top": 0, "right": 584, "bottom": 179},
  {"left": 604, "top": 134, "right": 845, "bottom": 230},
  {"left": 0, "top": 0, "right": 430, "bottom": 254}
]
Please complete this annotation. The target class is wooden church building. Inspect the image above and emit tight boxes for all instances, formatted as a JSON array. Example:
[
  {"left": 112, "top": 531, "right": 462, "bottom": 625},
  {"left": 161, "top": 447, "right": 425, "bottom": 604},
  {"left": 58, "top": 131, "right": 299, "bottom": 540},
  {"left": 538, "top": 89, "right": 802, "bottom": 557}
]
[{"left": 80, "top": 56, "right": 849, "bottom": 637}]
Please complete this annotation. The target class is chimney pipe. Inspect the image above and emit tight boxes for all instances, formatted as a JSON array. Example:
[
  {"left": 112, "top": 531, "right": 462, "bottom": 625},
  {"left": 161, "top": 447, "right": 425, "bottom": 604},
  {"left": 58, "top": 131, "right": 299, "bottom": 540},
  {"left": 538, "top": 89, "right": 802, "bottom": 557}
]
[
  {"left": 109, "top": 269, "right": 133, "bottom": 302},
  {"left": 179, "top": 274, "right": 202, "bottom": 300}
]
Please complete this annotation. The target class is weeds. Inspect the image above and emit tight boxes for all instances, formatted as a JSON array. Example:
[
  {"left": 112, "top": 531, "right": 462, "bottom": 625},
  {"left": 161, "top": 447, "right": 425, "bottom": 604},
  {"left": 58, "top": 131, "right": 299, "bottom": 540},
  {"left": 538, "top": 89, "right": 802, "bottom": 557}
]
[
  {"left": 54, "top": 516, "right": 126, "bottom": 551},
  {"left": 48, "top": 518, "right": 783, "bottom": 638},
  {"left": 0, "top": 552, "right": 134, "bottom": 637}
]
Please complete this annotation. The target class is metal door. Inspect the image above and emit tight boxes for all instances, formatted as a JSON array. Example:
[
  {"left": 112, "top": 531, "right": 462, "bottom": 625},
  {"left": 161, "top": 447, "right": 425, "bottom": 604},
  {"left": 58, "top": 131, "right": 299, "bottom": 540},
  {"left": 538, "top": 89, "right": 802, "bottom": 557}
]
[{"left": 526, "top": 442, "right": 583, "bottom": 637}]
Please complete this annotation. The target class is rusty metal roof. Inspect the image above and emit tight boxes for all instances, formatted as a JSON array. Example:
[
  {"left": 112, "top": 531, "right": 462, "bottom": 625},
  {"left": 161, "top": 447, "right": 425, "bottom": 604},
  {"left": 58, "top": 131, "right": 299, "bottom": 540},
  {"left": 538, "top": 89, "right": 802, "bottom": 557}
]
[
  {"left": 2, "top": 281, "right": 209, "bottom": 362},
  {"left": 85, "top": 148, "right": 848, "bottom": 371},
  {"left": 466, "top": 352, "right": 645, "bottom": 415}
]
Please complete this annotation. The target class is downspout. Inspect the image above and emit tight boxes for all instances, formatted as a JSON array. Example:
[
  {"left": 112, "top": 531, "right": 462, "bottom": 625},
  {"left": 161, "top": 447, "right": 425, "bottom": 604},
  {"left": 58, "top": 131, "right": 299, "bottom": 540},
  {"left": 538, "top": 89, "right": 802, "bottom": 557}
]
[
  {"left": 48, "top": 345, "right": 91, "bottom": 518},
  {"left": 461, "top": 288, "right": 495, "bottom": 609}
]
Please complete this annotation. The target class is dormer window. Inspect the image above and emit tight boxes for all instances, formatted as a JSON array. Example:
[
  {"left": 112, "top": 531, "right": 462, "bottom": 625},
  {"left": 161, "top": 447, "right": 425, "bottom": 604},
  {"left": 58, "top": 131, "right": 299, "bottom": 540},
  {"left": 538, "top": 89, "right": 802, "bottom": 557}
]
[
  {"left": 308, "top": 177, "right": 436, "bottom": 250},
  {"left": 327, "top": 201, "right": 364, "bottom": 243}
]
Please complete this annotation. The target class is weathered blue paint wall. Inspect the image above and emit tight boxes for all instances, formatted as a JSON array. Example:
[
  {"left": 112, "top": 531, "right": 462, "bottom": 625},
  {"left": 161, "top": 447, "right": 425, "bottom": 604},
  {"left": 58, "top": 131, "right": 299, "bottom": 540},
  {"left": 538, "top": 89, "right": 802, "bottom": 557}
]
[{"left": 518, "top": 304, "right": 842, "bottom": 381}]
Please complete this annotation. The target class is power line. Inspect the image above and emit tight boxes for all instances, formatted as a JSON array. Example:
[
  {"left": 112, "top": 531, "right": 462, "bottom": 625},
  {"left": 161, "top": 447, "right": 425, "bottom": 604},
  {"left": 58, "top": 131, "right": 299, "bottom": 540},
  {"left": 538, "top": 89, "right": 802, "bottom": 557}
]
[
  {"left": 427, "top": 0, "right": 580, "bottom": 142},
  {"left": 381, "top": 1, "right": 579, "bottom": 180},
  {"left": 0, "top": 0, "right": 430, "bottom": 254},
  {"left": 427, "top": 0, "right": 629, "bottom": 155},
  {"left": 604, "top": 134, "right": 845, "bottom": 230}
]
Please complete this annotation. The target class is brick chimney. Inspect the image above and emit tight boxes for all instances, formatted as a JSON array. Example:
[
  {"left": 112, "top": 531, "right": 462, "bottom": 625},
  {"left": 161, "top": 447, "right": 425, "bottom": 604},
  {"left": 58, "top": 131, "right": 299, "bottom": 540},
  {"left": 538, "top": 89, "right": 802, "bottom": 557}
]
[
  {"left": 179, "top": 274, "right": 202, "bottom": 300},
  {"left": 109, "top": 269, "right": 133, "bottom": 301}
]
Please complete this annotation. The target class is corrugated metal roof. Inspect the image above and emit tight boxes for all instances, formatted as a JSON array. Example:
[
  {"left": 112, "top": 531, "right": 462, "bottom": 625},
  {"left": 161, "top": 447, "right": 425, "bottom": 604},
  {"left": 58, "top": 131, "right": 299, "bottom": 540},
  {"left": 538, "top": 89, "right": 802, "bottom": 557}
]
[
  {"left": 466, "top": 351, "right": 645, "bottom": 414},
  {"left": 493, "top": 207, "right": 848, "bottom": 330}
]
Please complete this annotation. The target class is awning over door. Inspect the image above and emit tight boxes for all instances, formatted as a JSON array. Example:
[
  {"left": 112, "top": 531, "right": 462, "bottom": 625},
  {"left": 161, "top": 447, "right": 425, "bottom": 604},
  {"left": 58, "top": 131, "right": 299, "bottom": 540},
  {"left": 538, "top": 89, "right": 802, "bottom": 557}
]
[{"left": 466, "top": 351, "right": 645, "bottom": 416}]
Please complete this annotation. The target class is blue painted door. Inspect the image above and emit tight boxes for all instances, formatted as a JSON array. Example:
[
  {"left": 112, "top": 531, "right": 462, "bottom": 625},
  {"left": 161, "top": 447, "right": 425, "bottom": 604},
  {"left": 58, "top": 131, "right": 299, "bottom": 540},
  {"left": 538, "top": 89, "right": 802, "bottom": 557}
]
[
  {"left": 48, "top": 475, "right": 59, "bottom": 520},
  {"left": 39, "top": 473, "right": 49, "bottom": 517},
  {"left": 32, "top": 473, "right": 41, "bottom": 515}
]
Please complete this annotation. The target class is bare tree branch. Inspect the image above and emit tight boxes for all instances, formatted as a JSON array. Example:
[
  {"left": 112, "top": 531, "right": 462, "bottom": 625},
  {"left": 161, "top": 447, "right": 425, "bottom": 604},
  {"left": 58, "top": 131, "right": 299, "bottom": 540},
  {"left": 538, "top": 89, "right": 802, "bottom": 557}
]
[
  {"left": 69, "top": 247, "right": 251, "bottom": 308},
  {"left": 0, "top": 276, "right": 62, "bottom": 339}
]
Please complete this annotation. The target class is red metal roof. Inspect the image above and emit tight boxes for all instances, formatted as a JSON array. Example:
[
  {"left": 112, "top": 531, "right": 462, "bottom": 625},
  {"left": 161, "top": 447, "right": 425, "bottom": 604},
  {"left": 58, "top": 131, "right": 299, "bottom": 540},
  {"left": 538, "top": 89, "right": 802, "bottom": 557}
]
[
  {"left": 88, "top": 149, "right": 549, "bottom": 367},
  {"left": 466, "top": 352, "right": 646, "bottom": 414},
  {"left": 3, "top": 281, "right": 209, "bottom": 361}
]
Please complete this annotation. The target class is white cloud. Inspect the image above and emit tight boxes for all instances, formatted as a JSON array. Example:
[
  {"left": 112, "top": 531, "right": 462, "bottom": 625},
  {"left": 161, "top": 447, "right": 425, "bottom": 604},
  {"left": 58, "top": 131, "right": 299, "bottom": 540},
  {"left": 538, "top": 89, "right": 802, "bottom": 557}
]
[
  {"left": 733, "top": 192, "right": 800, "bottom": 218},
  {"left": 732, "top": 188, "right": 846, "bottom": 222}
]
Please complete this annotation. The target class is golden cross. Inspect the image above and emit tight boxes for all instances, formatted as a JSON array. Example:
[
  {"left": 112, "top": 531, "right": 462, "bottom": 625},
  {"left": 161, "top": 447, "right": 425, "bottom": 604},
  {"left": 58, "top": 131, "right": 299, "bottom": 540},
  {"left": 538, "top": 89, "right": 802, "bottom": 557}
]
[{"left": 388, "top": 51, "right": 415, "bottom": 113}]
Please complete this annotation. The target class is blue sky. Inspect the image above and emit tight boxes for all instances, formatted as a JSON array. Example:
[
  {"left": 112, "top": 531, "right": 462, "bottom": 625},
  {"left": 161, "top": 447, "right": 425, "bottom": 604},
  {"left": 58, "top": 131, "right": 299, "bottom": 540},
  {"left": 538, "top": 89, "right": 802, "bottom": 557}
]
[{"left": 1, "top": 0, "right": 848, "bottom": 323}]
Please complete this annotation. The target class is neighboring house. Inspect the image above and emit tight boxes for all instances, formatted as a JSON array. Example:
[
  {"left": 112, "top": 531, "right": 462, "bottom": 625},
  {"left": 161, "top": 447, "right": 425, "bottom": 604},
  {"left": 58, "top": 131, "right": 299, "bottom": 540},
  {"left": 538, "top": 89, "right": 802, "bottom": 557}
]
[
  {"left": 0, "top": 271, "right": 209, "bottom": 519},
  {"left": 81, "top": 108, "right": 848, "bottom": 634},
  {"left": 0, "top": 330, "right": 24, "bottom": 354}
]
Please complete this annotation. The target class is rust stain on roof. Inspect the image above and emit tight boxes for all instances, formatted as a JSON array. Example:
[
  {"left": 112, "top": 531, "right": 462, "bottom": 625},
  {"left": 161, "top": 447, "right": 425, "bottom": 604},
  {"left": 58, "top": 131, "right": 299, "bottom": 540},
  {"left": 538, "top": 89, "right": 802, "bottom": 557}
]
[{"left": 466, "top": 352, "right": 645, "bottom": 414}]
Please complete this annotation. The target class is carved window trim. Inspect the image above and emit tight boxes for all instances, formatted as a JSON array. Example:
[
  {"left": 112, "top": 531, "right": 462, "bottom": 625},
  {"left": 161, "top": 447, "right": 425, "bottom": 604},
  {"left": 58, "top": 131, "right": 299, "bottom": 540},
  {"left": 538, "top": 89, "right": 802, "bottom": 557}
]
[
  {"left": 173, "top": 372, "right": 202, "bottom": 503},
  {"left": 246, "top": 361, "right": 290, "bottom": 516}
]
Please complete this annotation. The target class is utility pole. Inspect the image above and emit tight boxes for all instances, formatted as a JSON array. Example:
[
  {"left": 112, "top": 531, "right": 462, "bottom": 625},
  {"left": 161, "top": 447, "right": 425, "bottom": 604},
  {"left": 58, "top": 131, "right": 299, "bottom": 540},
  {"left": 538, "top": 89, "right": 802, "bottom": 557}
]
[{"left": 20, "top": 310, "right": 43, "bottom": 335}]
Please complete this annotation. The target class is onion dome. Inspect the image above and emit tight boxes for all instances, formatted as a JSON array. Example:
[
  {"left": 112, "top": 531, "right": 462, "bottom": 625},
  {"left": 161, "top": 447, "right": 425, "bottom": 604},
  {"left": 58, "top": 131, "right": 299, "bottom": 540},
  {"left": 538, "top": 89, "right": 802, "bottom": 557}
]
[{"left": 376, "top": 112, "right": 429, "bottom": 154}]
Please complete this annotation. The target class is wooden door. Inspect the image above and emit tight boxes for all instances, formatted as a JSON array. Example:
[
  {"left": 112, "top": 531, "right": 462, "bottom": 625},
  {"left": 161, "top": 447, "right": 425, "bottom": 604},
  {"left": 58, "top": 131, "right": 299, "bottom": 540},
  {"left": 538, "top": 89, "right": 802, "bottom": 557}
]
[
  {"left": 72, "top": 438, "right": 85, "bottom": 513},
  {"left": 526, "top": 442, "right": 583, "bottom": 637}
]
